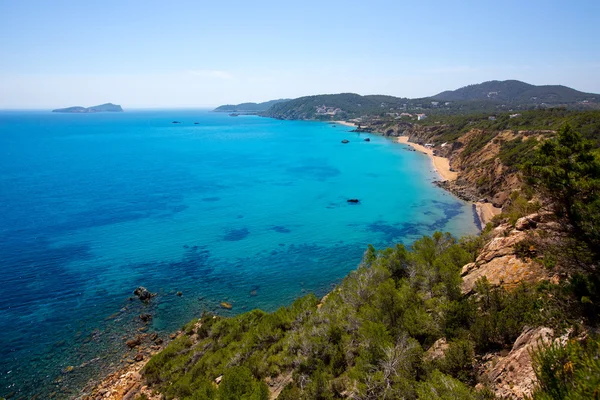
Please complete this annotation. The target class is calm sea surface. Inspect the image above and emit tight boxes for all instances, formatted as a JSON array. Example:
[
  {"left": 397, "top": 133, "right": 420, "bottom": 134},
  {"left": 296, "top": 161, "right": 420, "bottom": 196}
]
[{"left": 0, "top": 110, "right": 478, "bottom": 398}]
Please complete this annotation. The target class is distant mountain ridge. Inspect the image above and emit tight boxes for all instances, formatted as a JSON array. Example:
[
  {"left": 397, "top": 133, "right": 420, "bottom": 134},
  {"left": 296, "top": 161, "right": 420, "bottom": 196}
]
[
  {"left": 248, "top": 80, "right": 599, "bottom": 120},
  {"left": 213, "top": 99, "right": 290, "bottom": 112},
  {"left": 52, "top": 103, "right": 123, "bottom": 113},
  {"left": 432, "top": 80, "right": 598, "bottom": 103}
]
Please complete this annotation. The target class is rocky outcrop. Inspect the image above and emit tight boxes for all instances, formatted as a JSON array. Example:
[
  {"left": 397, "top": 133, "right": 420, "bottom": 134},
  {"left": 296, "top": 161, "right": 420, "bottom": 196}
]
[
  {"left": 133, "top": 287, "right": 155, "bottom": 303},
  {"left": 424, "top": 338, "right": 449, "bottom": 362},
  {"left": 461, "top": 215, "right": 556, "bottom": 294},
  {"left": 478, "top": 326, "right": 572, "bottom": 399}
]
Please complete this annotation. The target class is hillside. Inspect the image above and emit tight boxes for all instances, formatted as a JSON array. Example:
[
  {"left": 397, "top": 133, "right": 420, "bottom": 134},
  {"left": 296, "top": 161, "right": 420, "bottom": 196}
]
[
  {"left": 432, "top": 80, "right": 599, "bottom": 104},
  {"left": 52, "top": 103, "right": 123, "bottom": 113},
  {"left": 213, "top": 99, "right": 290, "bottom": 112},
  {"left": 258, "top": 81, "right": 600, "bottom": 120}
]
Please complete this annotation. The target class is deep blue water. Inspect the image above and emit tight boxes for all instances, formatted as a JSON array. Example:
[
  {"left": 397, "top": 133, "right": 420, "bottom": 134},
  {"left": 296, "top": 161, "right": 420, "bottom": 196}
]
[{"left": 0, "top": 110, "right": 478, "bottom": 398}]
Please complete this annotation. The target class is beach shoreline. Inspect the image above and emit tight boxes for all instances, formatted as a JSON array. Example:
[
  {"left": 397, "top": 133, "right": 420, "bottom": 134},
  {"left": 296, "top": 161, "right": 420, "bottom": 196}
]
[
  {"left": 475, "top": 201, "right": 502, "bottom": 226},
  {"left": 396, "top": 136, "right": 501, "bottom": 226},
  {"left": 396, "top": 136, "right": 457, "bottom": 181},
  {"left": 333, "top": 120, "right": 357, "bottom": 128}
]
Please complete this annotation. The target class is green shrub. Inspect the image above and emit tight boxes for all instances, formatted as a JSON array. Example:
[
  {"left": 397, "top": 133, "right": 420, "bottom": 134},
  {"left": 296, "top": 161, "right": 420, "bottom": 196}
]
[{"left": 532, "top": 336, "right": 600, "bottom": 399}]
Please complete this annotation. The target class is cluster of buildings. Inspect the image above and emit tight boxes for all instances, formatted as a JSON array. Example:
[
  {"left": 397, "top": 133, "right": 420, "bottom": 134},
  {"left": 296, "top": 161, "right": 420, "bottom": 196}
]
[{"left": 315, "top": 105, "right": 342, "bottom": 116}]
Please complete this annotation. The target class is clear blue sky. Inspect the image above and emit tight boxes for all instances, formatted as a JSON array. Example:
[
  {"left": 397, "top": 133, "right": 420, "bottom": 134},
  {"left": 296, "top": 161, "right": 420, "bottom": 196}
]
[{"left": 1, "top": 0, "right": 599, "bottom": 108}]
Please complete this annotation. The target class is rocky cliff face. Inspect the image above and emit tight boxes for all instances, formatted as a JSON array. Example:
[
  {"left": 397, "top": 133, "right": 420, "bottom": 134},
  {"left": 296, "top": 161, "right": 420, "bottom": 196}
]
[{"left": 461, "top": 212, "right": 561, "bottom": 295}]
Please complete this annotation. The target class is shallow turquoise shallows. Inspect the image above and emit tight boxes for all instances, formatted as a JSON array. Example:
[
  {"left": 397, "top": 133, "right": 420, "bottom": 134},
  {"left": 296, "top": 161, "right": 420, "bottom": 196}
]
[{"left": 0, "top": 110, "right": 478, "bottom": 398}]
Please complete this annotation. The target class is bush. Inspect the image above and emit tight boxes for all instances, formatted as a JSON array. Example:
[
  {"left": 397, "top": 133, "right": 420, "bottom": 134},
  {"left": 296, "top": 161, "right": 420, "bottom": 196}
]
[{"left": 532, "top": 336, "right": 600, "bottom": 399}]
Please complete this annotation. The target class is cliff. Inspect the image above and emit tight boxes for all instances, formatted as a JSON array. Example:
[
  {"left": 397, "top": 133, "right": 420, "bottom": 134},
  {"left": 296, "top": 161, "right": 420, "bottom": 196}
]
[{"left": 52, "top": 103, "right": 123, "bottom": 113}]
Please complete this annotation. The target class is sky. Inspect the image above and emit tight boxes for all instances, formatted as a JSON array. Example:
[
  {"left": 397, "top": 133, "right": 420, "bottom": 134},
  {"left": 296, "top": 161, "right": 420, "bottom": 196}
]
[{"left": 1, "top": 0, "right": 599, "bottom": 108}]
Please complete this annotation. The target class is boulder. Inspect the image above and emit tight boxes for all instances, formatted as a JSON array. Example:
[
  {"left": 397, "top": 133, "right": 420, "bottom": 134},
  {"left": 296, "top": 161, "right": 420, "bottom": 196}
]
[
  {"left": 220, "top": 301, "right": 233, "bottom": 310},
  {"left": 364, "top": 138, "right": 371, "bottom": 142},
  {"left": 125, "top": 336, "right": 142, "bottom": 349},
  {"left": 341, "top": 139, "right": 350, "bottom": 144},
  {"left": 133, "top": 287, "right": 156, "bottom": 303},
  {"left": 347, "top": 199, "right": 360, "bottom": 203}
]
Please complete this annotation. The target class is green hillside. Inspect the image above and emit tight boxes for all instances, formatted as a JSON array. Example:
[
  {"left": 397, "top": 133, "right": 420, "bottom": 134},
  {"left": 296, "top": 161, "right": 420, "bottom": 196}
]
[
  {"left": 213, "top": 99, "right": 290, "bottom": 112},
  {"left": 433, "top": 80, "right": 598, "bottom": 104}
]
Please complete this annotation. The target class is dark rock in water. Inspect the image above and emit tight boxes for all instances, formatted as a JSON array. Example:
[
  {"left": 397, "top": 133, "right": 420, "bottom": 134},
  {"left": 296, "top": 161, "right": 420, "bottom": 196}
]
[
  {"left": 341, "top": 139, "right": 350, "bottom": 144},
  {"left": 364, "top": 138, "right": 371, "bottom": 142},
  {"left": 133, "top": 286, "right": 156, "bottom": 302},
  {"left": 176, "top": 291, "right": 183, "bottom": 297},
  {"left": 139, "top": 313, "right": 152, "bottom": 322},
  {"left": 194, "top": 122, "right": 199, "bottom": 124},
  {"left": 172, "top": 121, "right": 181, "bottom": 124},
  {"left": 347, "top": 199, "right": 360, "bottom": 203}
]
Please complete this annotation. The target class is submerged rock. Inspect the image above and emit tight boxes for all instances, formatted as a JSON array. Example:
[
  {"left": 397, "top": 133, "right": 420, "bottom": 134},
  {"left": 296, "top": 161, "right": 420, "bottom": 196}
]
[
  {"left": 347, "top": 199, "right": 360, "bottom": 203},
  {"left": 364, "top": 138, "right": 371, "bottom": 142},
  {"left": 220, "top": 301, "right": 233, "bottom": 310},
  {"left": 139, "top": 313, "right": 152, "bottom": 323},
  {"left": 341, "top": 139, "right": 350, "bottom": 144}
]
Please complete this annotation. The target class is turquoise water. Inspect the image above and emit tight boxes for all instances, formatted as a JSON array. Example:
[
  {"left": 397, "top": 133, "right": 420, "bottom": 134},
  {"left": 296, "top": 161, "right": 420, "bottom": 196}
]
[{"left": 0, "top": 110, "right": 478, "bottom": 398}]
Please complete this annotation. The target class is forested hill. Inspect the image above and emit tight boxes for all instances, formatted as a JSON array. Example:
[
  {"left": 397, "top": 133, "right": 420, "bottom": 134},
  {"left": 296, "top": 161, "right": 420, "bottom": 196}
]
[
  {"left": 433, "top": 80, "right": 599, "bottom": 104},
  {"left": 254, "top": 80, "right": 600, "bottom": 120},
  {"left": 213, "top": 99, "right": 290, "bottom": 112},
  {"left": 261, "top": 93, "right": 410, "bottom": 120}
]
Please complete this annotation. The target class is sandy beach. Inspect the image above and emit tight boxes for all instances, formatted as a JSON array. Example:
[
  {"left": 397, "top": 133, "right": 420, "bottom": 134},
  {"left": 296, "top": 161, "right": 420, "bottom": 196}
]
[
  {"left": 396, "top": 136, "right": 502, "bottom": 226},
  {"left": 396, "top": 136, "right": 457, "bottom": 181},
  {"left": 475, "top": 202, "right": 502, "bottom": 226},
  {"left": 333, "top": 120, "right": 357, "bottom": 128}
]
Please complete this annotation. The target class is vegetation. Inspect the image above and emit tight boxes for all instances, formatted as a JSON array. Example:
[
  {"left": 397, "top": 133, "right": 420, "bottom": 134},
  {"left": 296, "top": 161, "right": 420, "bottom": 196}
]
[
  {"left": 256, "top": 81, "right": 599, "bottom": 121},
  {"left": 213, "top": 99, "right": 290, "bottom": 113},
  {"left": 532, "top": 336, "right": 600, "bottom": 399},
  {"left": 524, "top": 124, "right": 600, "bottom": 269},
  {"left": 432, "top": 80, "right": 598, "bottom": 104},
  {"left": 141, "top": 232, "right": 579, "bottom": 399}
]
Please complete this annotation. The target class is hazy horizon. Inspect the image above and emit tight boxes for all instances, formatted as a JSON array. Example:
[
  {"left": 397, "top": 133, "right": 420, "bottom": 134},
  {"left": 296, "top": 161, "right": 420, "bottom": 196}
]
[{"left": 1, "top": 0, "right": 599, "bottom": 108}]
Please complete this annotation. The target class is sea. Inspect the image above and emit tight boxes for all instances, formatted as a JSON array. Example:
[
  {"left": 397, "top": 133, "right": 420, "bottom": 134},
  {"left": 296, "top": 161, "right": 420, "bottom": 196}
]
[{"left": 0, "top": 110, "right": 478, "bottom": 398}]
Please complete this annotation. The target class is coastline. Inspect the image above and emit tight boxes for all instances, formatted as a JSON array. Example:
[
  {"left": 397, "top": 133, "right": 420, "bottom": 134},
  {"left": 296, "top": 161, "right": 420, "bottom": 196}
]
[
  {"left": 475, "top": 201, "right": 502, "bottom": 226},
  {"left": 83, "top": 118, "right": 493, "bottom": 398},
  {"left": 333, "top": 120, "right": 357, "bottom": 128},
  {"left": 396, "top": 136, "right": 457, "bottom": 181},
  {"left": 396, "top": 136, "right": 501, "bottom": 226}
]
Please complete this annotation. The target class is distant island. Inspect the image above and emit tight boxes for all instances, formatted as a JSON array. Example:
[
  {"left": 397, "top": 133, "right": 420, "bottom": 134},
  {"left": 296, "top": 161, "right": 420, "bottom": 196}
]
[
  {"left": 52, "top": 103, "right": 123, "bottom": 113},
  {"left": 213, "top": 99, "right": 290, "bottom": 113}
]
